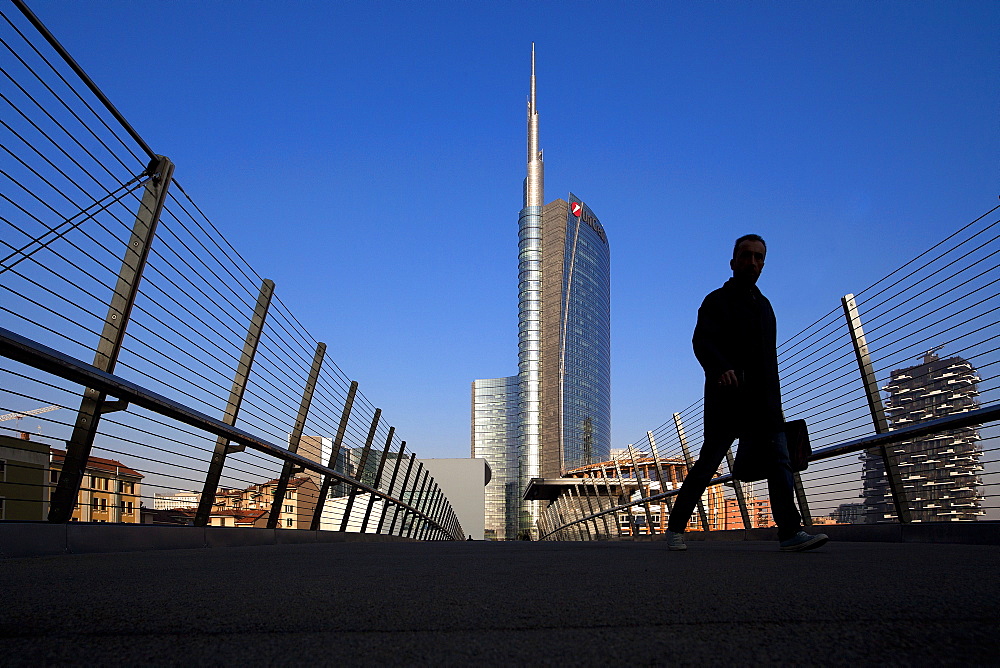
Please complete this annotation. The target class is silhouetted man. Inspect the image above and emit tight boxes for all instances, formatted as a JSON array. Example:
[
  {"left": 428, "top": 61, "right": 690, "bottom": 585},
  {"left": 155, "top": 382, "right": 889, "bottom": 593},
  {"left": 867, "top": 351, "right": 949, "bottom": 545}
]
[{"left": 665, "top": 234, "right": 828, "bottom": 552}]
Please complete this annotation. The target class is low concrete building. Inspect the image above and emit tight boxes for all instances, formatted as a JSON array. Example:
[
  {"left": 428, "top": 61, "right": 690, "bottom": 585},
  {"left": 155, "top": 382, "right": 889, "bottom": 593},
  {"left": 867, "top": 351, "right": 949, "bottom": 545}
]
[
  {"left": 0, "top": 433, "right": 49, "bottom": 521},
  {"left": 420, "top": 458, "right": 491, "bottom": 540}
]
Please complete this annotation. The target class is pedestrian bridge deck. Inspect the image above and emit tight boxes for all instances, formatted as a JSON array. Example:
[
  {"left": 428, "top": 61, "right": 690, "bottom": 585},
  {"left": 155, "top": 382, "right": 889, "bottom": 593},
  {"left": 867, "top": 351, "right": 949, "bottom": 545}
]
[{"left": 3, "top": 537, "right": 998, "bottom": 665}]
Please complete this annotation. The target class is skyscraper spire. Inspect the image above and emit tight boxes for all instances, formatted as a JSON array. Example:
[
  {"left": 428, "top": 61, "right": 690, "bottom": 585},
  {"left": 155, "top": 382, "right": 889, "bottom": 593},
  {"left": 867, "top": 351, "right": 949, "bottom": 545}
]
[{"left": 525, "top": 43, "right": 544, "bottom": 208}]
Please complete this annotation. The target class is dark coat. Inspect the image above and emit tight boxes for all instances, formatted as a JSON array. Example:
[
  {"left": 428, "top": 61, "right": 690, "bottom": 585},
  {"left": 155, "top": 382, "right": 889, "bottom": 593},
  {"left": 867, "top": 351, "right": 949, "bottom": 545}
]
[{"left": 693, "top": 277, "right": 783, "bottom": 438}]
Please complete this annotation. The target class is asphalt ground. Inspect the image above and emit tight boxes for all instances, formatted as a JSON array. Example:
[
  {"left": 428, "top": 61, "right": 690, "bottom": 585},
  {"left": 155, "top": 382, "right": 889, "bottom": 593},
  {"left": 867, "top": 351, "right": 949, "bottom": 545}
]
[{"left": 3, "top": 539, "right": 998, "bottom": 666}]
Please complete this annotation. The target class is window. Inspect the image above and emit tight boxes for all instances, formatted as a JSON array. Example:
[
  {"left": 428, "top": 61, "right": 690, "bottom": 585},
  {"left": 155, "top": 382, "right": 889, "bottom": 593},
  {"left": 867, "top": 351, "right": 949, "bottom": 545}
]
[
  {"left": 126, "top": 501, "right": 133, "bottom": 513},
  {"left": 100, "top": 498, "right": 107, "bottom": 512},
  {"left": 50, "top": 469, "right": 58, "bottom": 484},
  {"left": 0, "top": 498, "right": 5, "bottom": 520},
  {"left": 284, "top": 505, "right": 293, "bottom": 513},
  {"left": 285, "top": 518, "right": 293, "bottom": 527},
  {"left": 0, "top": 460, "right": 6, "bottom": 482}
]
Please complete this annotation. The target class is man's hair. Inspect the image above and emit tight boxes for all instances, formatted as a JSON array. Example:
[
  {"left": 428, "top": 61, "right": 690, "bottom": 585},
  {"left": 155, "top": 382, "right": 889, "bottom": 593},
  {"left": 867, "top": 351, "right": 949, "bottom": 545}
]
[{"left": 733, "top": 234, "right": 766, "bottom": 259}]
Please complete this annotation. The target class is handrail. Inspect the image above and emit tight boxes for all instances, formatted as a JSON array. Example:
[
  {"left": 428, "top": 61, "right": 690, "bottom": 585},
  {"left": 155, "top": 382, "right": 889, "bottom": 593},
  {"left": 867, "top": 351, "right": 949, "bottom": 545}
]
[
  {"left": 537, "top": 403, "right": 1000, "bottom": 540},
  {"left": 0, "top": 326, "right": 462, "bottom": 540}
]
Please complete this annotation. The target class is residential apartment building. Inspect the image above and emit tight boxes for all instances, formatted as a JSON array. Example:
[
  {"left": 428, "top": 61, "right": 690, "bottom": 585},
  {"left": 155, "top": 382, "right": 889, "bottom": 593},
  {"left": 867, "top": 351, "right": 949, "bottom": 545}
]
[
  {"left": 49, "top": 447, "right": 142, "bottom": 523},
  {"left": 862, "top": 351, "right": 984, "bottom": 522}
]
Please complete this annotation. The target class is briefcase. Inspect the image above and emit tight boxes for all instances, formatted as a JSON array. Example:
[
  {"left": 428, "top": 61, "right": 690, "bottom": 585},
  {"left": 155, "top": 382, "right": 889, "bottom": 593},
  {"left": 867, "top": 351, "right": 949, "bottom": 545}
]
[{"left": 733, "top": 419, "right": 811, "bottom": 482}]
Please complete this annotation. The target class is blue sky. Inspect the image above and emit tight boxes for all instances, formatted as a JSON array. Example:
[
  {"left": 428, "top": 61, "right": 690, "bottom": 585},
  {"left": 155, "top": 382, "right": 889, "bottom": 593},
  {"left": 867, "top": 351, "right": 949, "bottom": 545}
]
[{"left": 25, "top": 0, "right": 998, "bottom": 458}]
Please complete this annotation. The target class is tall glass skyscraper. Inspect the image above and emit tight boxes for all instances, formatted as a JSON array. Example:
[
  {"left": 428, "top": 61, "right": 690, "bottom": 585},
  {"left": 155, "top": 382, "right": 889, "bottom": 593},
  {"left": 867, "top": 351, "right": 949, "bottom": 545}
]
[{"left": 473, "top": 45, "right": 610, "bottom": 539}]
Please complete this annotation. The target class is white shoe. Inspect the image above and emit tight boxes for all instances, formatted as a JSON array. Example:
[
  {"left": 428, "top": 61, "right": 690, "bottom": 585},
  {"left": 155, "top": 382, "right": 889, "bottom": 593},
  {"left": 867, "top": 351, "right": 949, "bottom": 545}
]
[{"left": 665, "top": 530, "right": 687, "bottom": 551}]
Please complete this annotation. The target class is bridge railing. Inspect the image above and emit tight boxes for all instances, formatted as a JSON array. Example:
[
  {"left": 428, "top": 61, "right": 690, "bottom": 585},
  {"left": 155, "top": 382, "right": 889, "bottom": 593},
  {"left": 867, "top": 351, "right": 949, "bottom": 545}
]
[
  {"left": 537, "top": 204, "right": 1000, "bottom": 540},
  {"left": 0, "top": 1, "right": 463, "bottom": 539}
]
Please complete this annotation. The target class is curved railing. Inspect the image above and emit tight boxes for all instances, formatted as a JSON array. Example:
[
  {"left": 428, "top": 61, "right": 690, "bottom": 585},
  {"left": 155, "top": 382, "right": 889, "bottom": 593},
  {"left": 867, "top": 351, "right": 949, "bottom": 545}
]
[
  {"left": 538, "top": 202, "right": 1000, "bottom": 540},
  {"left": 0, "top": 1, "right": 463, "bottom": 539}
]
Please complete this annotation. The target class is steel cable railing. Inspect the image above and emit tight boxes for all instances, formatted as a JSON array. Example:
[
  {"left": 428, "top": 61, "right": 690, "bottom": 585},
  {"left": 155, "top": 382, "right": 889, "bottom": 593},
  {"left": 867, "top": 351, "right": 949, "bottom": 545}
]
[
  {"left": 541, "top": 203, "right": 1000, "bottom": 540},
  {"left": 0, "top": 2, "right": 462, "bottom": 540}
]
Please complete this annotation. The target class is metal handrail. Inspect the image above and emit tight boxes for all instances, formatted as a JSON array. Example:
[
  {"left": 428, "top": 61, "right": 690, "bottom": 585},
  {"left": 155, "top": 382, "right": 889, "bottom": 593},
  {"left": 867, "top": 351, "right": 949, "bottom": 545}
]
[
  {"left": 0, "top": 325, "right": 463, "bottom": 540},
  {"left": 537, "top": 404, "right": 1000, "bottom": 540}
]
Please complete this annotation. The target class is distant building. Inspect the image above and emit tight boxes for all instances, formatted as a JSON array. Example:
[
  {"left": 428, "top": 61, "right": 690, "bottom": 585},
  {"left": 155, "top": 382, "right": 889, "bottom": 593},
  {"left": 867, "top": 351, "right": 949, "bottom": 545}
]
[
  {"left": 49, "top": 447, "right": 143, "bottom": 523},
  {"left": 472, "top": 376, "right": 519, "bottom": 540},
  {"left": 153, "top": 490, "right": 200, "bottom": 510},
  {"left": 722, "top": 496, "right": 774, "bottom": 530},
  {"left": 862, "top": 351, "right": 984, "bottom": 523},
  {"left": 831, "top": 502, "right": 866, "bottom": 524},
  {"left": 140, "top": 507, "right": 192, "bottom": 525},
  {"left": 472, "top": 46, "right": 611, "bottom": 539},
  {"left": 208, "top": 477, "right": 319, "bottom": 529}
]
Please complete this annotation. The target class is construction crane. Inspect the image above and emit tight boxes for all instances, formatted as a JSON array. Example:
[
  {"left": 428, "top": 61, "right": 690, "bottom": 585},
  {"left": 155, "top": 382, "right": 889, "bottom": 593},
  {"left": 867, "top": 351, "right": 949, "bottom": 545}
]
[{"left": 0, "top": 404, "right": 62, "bottom": 430}]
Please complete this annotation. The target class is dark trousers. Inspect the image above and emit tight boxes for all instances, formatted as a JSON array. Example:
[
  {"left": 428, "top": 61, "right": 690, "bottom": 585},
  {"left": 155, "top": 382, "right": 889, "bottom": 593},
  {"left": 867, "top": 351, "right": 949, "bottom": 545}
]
[{"left": 667, "top": 429, "right": 802, "bottom": 540}]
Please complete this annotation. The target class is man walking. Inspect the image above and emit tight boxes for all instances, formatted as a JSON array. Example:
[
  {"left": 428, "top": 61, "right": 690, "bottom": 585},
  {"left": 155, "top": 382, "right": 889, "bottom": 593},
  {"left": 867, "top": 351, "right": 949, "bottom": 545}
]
[{"left": 665, "top": 234, "right": 828, "bottom": 552}]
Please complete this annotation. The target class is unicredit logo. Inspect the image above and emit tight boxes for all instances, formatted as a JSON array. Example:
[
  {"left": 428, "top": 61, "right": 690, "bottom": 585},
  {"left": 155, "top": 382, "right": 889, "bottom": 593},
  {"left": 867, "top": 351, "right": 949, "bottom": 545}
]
[{"left": 571, "top": 202, "right": 582, "bottom": 217}]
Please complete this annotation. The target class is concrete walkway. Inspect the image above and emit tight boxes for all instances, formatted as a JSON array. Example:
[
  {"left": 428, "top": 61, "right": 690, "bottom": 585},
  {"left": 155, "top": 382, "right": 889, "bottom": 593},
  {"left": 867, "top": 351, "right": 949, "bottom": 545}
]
[{"left": 3, "top": 540, "right": 998, "bottom": 665}]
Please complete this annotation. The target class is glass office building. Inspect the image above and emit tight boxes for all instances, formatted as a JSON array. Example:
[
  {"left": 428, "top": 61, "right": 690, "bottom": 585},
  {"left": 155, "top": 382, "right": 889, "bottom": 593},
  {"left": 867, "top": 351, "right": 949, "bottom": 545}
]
[
  {"left": 473, "top": 46, "right": 610, "bottom": 539},
  {"left": 471, "top": 376, "right": 520, "bottom": 540}
]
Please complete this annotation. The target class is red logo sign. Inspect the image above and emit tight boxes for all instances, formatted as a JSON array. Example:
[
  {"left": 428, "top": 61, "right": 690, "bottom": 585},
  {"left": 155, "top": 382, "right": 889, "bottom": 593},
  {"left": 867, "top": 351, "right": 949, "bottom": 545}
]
[{"left": 571, "top": 202, "right": 582, "bottom": 217}]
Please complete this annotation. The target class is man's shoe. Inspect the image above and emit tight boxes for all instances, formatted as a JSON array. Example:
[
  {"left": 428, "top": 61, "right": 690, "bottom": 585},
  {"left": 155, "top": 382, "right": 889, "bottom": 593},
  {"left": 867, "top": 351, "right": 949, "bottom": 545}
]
[
  {"left": 779, "top": 531, "right": 829, "bottom": 552},
  {"left": 665, "top": 530, "right": 687, "bottom": 551}
]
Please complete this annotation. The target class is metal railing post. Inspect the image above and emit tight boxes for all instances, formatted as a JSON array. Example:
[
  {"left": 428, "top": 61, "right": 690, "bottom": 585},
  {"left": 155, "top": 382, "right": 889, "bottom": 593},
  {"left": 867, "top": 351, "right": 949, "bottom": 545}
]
[
  {"left": 414, "top": 470, "right": 433, "bottom": 539},
  {"left": 579, "top": 476, "right": 602, "bottom": 538},
  {"left": 598, "top": 463, "right": 621, "bottom": 536},
  {"left": 388, "top": 452, "right": 416, "bottom": 535},
  {"left": 842, "top": 294, "right": 911, "bottom": 523},
  {"left": 419, "top": 482, "right": 438, "bottom": 540},
  {"left": 427, "top": 488, "right": 445, "bottom": 540},
  {"left": 591, "top": 474, "right": 614, "bottom": 538},
  {"left": 567, "top": 485, "right": 588, "bottom": 540},
  {"left": 724, "top": 449, "right": 752, "bottom": 530},
  {"left": 377, "top": 441, "right": 406, "bottom": 534},
  {"left": 627, "top": 443, "right": 657, "bottom": 535},
  {"left": 340, "top": 408, "right": 381, "bottom": 532},
  {"left": 538, "top": 508, "right": 550, "bottom": 539},
  {"left": 430, "top": 485, "right": 447, "bottom": 539},
  {"left": 646, "top": 431, "right": 673, "bottom": 517},
  {"left": 268, "top": 342, "right": 325, "bottom": 528},
  {"left": 48, "top": 157, "right": 174, "bottom": 523},
  {"left": 361, "top": 427, "right": 394, "bottom": 533},
  {"left": 401, "top": 464, "right": 421, "bottom": 538},
  {"left": 673, "top": 412, "right": 710, "bottom": 532},
  {"left": 555, "top": 493, "right": 568, "bottom": 529},
  {"left": 407, "top": 467, "right": 430, "bottom": 538},
  {"left": 793, "top": 472, "right": 813, "bottom": 526},
  {"left": 195, "top": 277, "right": 274, "bottom": 527},
  {"left": 432, "top": 486, "right": 446, "bottom": 539},
  {"left": 611, "top": 455, "right": 641, "bottom": 537},
  {"left": 310, "top": 380, "right": 359, "bottom": 531}
]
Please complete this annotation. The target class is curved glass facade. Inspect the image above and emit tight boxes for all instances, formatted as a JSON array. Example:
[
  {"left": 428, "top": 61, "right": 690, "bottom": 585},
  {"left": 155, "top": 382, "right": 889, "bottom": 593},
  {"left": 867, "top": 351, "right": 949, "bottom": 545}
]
[{"left": 559, "top": 196, "right": 611, "bottom": 471}]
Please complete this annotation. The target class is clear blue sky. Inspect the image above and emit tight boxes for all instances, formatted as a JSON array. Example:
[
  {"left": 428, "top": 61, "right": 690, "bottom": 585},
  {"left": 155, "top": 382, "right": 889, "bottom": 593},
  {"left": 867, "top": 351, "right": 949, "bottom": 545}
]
[{"left": 27, "top": 0, "right": 998, "bottom": 458}]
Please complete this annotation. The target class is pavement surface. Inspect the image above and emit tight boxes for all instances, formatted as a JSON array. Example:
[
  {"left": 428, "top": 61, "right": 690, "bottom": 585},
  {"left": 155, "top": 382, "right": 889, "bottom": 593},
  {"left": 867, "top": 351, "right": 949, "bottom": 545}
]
[{"left": 3, "top": 539, "right": 999, "bottom": 666}]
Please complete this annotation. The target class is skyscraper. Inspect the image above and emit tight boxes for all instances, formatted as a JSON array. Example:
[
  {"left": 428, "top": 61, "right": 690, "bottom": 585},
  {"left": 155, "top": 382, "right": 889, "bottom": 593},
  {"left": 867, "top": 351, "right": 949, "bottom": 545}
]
[
  {"left": 473, "top": 46, "right": 611, "bottom": 539},
  {"left": 861, "top": 349, "right": 984, "bottom": 523}
]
